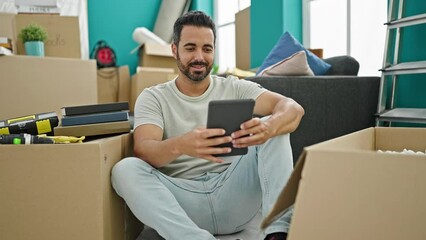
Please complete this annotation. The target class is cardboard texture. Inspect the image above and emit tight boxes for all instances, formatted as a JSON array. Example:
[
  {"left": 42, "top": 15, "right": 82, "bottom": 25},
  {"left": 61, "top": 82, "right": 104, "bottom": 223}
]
[
  {"left": 308, "top": 48, "right": 324, "bottom": 58},
  {"left": 263, "top": 127, "right": 426, "bottom": 240},
  {"left": 130, "top": 67, "right": 176, "bottom": 111},
  {"left": 138, "top": 43, "right": 178, "bottom": 73},
  {"left": 0, "top": 13, "right": 17, "bottom": 54},
  {"left": 97, "top": 66, "right": 131, "bottom": 104},
  {"left": 235, "top": 7, "right": 250, "bottom": 70},
  {"left": 0, "top": 55, "right": 97, "bottom": 120},
  {"left": 0, "top": 133, "right": 144, "bottom": 240},
  {"left": 15, "top": 14, "right": 81, "bottom": 58}
]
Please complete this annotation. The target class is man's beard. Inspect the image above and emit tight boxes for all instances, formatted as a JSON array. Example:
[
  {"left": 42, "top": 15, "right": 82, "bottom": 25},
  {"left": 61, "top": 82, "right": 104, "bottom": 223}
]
[{"left": 176, "top": 53, "right": 212, "bottom": 82}]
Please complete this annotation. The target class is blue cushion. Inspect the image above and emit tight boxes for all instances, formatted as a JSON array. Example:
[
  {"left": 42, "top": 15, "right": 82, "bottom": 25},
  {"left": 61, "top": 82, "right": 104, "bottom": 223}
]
[{"left": 256, "top": 32, "right": 331, "bottom": 76}]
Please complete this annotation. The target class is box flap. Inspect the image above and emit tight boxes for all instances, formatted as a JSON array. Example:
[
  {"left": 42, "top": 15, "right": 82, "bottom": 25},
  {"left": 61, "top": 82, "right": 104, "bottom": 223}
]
[
  {"left": 261, "top": 151, "right": 306, "bottom": 229},
  {"left": 308, "top": 127, "right": 375, "bottom": 151},
  {"left": 376, "top": 127, "right": 426, "bottom": 152},
  {"left": 143, "top": 43, "right": 172, "bottom": 57}
]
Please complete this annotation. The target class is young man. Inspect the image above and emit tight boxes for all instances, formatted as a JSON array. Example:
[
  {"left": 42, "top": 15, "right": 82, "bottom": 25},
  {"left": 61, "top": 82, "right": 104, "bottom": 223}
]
[{"left": 112, "top": 10, "right": 304, "bottom": 240}]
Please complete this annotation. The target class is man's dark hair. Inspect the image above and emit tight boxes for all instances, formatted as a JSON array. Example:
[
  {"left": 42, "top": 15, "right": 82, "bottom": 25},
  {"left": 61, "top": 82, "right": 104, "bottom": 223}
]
[{"left": 172, "top": 10, "right": 216, "bottom": 46}]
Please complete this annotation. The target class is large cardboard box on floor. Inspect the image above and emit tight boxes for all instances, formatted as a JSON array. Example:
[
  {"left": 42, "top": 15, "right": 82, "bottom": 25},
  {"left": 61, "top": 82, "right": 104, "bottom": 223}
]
[
  {"left": 130, "top": 67, "right": 177, "bottom": 111},
  {"left": 0, "top": 55, "right": 97, "bottom": 120},
  {"left": 0, "top": 133, "right": 144, "bottom": 240},
  {"left": 138, "top": 43, "right": 178, "bottom": 73},
  {"left": 262, "top": 127, "right": 426, "bottom": 240}
]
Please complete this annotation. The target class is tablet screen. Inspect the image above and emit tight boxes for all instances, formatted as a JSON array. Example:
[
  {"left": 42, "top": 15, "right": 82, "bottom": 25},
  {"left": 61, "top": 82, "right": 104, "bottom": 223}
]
[{"left": 207, "top": 99, "right": 255, "bottom": 156}]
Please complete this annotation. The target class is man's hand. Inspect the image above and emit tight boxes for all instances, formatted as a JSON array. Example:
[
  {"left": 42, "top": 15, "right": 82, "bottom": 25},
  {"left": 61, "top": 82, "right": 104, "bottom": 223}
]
[
  {"left": 177, "top": 127, "right": 233, "bottom": 163},
  {"left": 230, "top": 117, "right": 273, "bottom": 148}
]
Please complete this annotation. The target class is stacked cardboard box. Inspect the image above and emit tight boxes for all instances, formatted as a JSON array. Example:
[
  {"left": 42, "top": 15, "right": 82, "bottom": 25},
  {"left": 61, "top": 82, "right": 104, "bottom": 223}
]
[
  {"left": 0, "top": 13, "right": 81, "bottom": 58},
  {"left": 97, "top": 66, "right": 131, "bottom": 104},
  {"left": 137, "top": 43, "right": 178, "bottom": 73},
  {"left": 130, "top": 67, "right": 177, "bottom": 112},
  {"left": 235, "top": 7, "right": 250, "bottom": 70},
  {"left": 133, "top": 43, "right": 179, "bottom": 112},
  {"left": 0, "top": 55, "right": 143, "bottom": 239},
  {"left": 0, "top": 55, "right": 97, "bottom": 120}
]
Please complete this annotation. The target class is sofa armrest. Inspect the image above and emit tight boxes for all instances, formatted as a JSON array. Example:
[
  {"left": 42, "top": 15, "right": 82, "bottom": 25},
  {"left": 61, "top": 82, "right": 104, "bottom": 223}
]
[{"left": 245, "top": 75, "right": 380, "bottom": 164}]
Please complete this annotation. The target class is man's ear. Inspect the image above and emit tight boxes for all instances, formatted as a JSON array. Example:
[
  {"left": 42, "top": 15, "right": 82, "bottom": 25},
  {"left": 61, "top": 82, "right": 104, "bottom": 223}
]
[{"left": 171, "top": 43, "right": 177, "bottom": 59}]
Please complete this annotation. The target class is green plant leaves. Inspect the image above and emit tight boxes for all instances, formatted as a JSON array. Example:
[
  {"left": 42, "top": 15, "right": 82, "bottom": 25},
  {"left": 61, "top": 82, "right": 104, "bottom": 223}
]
[{"left": 18, "top": 23, "right": 48, "bottom": 43}]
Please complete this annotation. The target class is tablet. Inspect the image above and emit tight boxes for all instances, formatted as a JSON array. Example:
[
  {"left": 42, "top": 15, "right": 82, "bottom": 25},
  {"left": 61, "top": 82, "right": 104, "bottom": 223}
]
[{"left": 207, "top": 99, "right": 255, "bottom": 157}]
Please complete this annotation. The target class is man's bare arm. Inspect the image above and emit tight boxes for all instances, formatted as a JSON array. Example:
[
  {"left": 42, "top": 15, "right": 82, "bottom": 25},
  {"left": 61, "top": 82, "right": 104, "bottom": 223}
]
[
  {"left": 231, "top": 91, "right": 304, "bottom": 147},
  {"left": 256, "top": 91, "right": 305, "bottom": 136}
]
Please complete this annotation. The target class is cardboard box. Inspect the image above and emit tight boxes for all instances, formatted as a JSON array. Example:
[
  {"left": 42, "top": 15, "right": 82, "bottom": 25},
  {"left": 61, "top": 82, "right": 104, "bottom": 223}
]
[
  {"left": 15, "top": 14, "right": 81, "bottom": 58},
  {"left": 0, "top": 55, "right": 97, "bottom": 120},
  {"left": 235, "top": 7, "right": 250, "bottom": 70},
  {"left": 0, "top": 133, "right": 144, "bottom": 240},
  {"left": 97, "top": 66, "right": 131, "bottom": 104},
  {"left": 308, "top": 48, "right": 324, "bottom": 58},
  {"left": 138, "top": 43, "right": 178, "bottom": 73},
  {"left": 263, "top": 127, "right": 426, "bottom": 240},
  {"left": 130, "top": 67, "right": 177, "bottom": 111},
  {"left": 0, "top": 13, "right": 17, "bottom": 54}
]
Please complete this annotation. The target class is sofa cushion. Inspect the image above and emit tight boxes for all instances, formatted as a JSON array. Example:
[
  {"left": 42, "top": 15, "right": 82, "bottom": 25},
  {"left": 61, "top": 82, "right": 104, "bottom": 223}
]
[
  {"left": 258, "top": 50, "right": 314, "bottom": 76},
  {"left": 324, "top": 55, "right": 360, "bottom": 75},
  {"left": 256, "top": 31, "right": 332, "bottom": 76}
]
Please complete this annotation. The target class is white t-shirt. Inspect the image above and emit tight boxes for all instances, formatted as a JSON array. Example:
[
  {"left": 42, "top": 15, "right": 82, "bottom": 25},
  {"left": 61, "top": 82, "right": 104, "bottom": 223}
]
[{"left": 134, "top": 75, "right": 267, "bottom": 179}]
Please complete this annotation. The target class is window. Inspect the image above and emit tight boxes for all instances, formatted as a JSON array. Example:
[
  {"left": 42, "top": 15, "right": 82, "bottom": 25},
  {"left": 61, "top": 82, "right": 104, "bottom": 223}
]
[
  {"left": 214, "top": 0, "right": 250, "bottom": 73},
  {"left": 304, "top": 0, "right": 387, "bottom": 76},
  {"left": 214, "top": 0, "right": 386, "bottom": 76}
]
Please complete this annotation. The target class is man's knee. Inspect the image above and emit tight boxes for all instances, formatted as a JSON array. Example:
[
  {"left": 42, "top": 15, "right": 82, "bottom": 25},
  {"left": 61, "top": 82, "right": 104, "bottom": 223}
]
[
  {"left": 113, "top": 157, "right": 140, "bottom": 177},
  {"left": 111, "top": 157, "right": 151, "bottom": 190},
  {"left": 266, "top": 132, "right": 291, "bottom": 150}
]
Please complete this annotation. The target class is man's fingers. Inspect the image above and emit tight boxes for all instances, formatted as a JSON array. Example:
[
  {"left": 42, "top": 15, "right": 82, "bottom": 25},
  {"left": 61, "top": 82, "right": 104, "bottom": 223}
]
[
  {"left": 207, "top": 135, "right": 232, "bottom": 146},
  {"left": 240, "top": 117, "right": 261, "bottom": 130},
  {"left": 202, "top": 128, "right": 226, "bottom": 138}
]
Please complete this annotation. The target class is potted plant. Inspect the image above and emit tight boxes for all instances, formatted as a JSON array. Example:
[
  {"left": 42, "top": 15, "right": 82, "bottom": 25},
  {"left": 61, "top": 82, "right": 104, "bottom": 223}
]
[{"left": 18, "top": 23, "right": 48, "bottom": 57}]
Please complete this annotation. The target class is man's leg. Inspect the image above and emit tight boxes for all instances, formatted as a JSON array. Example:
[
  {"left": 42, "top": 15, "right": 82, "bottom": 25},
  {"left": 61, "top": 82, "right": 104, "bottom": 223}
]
[
  {"left": 203, "top": 130, "right": 294, "bottom": 237},
  {"left": 111, "top": 157, "right": 216, "bottom": 240},
  {"left": 257, "top": 132, "right": 294, "bottom": 235}
]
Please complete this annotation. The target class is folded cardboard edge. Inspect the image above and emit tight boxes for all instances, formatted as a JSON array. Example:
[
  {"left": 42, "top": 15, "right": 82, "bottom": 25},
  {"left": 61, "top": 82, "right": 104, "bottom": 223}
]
[
  {"left": 260, "top": 151, "right": 306, "bottom": 229},
  {"left": 143, "top": 43, "right": 172, "bottom": 57}
]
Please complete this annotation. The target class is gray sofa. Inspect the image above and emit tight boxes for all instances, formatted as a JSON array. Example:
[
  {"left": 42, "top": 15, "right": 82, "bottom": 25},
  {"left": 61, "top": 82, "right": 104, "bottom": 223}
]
[{"left": 246, "top": 56, "right": 381, "bottom": 164}]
